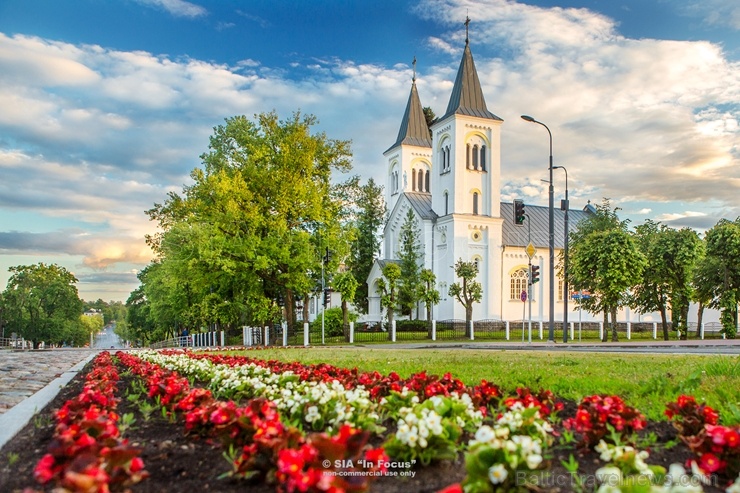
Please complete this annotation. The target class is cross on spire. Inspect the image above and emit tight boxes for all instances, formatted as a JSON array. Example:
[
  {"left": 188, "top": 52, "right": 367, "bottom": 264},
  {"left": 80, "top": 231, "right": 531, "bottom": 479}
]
[
  {"left": 465, "top": 15, "right": 470, "bottom": 44},
  {"left": 412, "top": 56, "right": 417, "bottom": 83}
]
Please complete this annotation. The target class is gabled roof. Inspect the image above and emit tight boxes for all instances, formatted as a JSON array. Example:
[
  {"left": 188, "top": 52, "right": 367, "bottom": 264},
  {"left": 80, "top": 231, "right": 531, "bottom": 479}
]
[
  {"left": 500, "top": 202, "right": 593, "bottom": 249},
  {"left": 404, "top": 192, "right": 438, "bottom": 220},
  {"left": 386, "top": 81, "right": 432, "bottom": 153},
  {"left": 440, "top": 42, "right": 502, "bottom": 122}
]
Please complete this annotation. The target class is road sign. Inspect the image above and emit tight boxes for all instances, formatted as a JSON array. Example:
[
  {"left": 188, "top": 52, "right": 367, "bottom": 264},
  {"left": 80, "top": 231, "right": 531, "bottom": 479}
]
[
  {"left": 520, "top": 290, "right": 527, "bottom": 302},
  {"left": 525, "top": 242, "right": 536, "bottom": 259}
]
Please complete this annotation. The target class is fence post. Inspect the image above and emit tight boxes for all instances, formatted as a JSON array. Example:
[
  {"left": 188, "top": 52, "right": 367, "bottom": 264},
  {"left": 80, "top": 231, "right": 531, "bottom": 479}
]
[
  {"left": 431, "top": 320, "right": 436, "bottom": 341},
  {"left": 539, "top": 321, "right": 543, "bottom": 340},
  {"left": 264, "top": 326, "right": 270, "bottom": 346},
  {"left": 349, "top": 322, "right": 354, "bottom": 344},
  {"left": 653, "top": 322, "right": 657, "bottom": 340},
  {"left": 700, "top": 323, "right": 705, "bottom": 340},
  {"left": 303, "top": 322, "right": 309, "bottom": 347},
  {"left": 391, "top": 320, "right": 397, "bottom": 342},
  {"left": 626, "top": 322, "right": 631, "bottom": 340},
  {"left": 221, "top": 330, "right": 225, "bottom": 347},
  {"left": 599, "top": 322, "right": 604, "bottom": 341},
  {"left": 469, "top": 321, "right": 474, "bottom": 341},
  {"left": 569, "top": 322, "right": 574, "bottom": 341},
  {"left": 505, "top": 321, "right": 510, "bottom": 341},
  {"left": 282, "top": 322, "right": 288, "bottom": 346}
]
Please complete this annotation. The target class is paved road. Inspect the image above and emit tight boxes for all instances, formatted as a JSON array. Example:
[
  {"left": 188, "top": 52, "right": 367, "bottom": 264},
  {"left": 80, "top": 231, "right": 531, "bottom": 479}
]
[
  {"left": 0, "top": 348, "right": 95, "bottom": 415},
  {"left": 93, "top": 324, "right": 126, "bottom": 349}
]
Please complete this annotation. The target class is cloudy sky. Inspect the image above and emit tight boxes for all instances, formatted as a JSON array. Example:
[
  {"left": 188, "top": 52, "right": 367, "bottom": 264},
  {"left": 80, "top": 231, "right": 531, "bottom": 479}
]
[{"left": 0, "top": 0, "right": 738, "bottom": 302}]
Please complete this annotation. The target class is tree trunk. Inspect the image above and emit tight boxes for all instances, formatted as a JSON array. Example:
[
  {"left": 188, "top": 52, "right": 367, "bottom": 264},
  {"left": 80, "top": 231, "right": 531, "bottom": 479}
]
[
  {"left": 696, "top": 301, "right": 704, "bottom": 338},
  {"left": 602, "top": 311, "right": 608, "bottom": 342},
  {"left": 660, "top": 306, "right": 669, "bottom": 341},
  {"left": 285, "top": 289, "right": 294, "bottom": 332},
  {"left": 611, "top": 307, "right": 619, "bottom": 342},
  {"left": 465, "top": 305, "right": 473, "bottom": 337},
  {"left": 341, "top": 300, "right": 349, "bottom": 340}
]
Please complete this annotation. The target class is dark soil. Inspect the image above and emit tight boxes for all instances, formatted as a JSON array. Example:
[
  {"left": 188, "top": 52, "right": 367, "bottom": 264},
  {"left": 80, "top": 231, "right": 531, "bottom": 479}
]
[{"left": 0, "top": 360, "right": 727, "bottom": 493}]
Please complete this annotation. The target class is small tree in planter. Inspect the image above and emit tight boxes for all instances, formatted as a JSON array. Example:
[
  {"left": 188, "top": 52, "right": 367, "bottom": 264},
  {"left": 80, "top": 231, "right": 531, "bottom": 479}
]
[
  {"left": 418, "top": 269, "right": 440, "bottom": 337},
  {"left": 449, "top": 259, "right": 482, "bottom": 336},
  {"left": 377, "top": 263, "right": 401, "bottom": 339}
]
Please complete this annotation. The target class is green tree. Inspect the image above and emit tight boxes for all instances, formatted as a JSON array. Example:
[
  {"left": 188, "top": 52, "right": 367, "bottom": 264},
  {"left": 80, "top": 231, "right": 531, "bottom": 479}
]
[
  {"left": 1, "top": 263, "right": 83, "bottom": 348},
  {"left": 703, "top": 218, "right": 740, "bottom": 338},
  {"left": 347, "top": 178, "right": 385, "bottom": 314},
  {"left": 449, "top": 259, "right": 482, "bottom": 331},
  {"left": 79, "top": 314, "right": 104, "bottom": 345},
  {"left": 567, "top": 200, "right": 645, "bottom": 342},
  {"left": 145, "top": 111, "right": 352, "bottom": 339},
  {"left": 333, "top": 271, "right": 358, "bottom": 331},
  {"left": 691, "top": 240, "right": 715, "bottom": 337},
  {"left": 631, "top": 222, "right": 701, "bottom": 340},
  {"left": 418, "top": 269, "right": 440, "bottom": 329},
  {"left": 377, "top": 263, "right": 401, "bottom": 333},
  {"left": 397, "top": 209, "right": 422, "bottom": 317}
]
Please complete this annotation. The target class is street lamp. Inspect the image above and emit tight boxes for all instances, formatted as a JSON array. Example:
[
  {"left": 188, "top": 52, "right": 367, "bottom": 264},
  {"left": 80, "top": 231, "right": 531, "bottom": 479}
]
[
  {"left": 553, "top": 165, "right": 569, "bottom": 343},
  {"left": 521, "top": 115, "right": 555, "bottom": 343}
]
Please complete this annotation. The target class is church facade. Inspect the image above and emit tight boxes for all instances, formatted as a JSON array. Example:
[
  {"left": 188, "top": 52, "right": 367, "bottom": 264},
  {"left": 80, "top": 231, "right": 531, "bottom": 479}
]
[{"left": 366, "top": 34, "right": 593, "bottom": 324}]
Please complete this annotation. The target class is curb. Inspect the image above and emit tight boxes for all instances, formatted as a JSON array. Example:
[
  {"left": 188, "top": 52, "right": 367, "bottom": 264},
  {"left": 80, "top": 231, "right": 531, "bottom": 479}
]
[{"left": 0, "top": 351, "right": 98, "bottom": 450}]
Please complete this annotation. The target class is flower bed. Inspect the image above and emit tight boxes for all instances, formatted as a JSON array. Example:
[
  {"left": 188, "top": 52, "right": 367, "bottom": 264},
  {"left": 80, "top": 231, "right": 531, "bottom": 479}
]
[{"left": 3, "top": 348, "right": 740, "bottom": 493}]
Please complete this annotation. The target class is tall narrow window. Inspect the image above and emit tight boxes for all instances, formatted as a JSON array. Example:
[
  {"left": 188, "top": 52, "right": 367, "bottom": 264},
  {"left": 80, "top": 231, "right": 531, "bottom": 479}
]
[
  {"left": 510, "top": 269, "right": 529, "bottom": 300},
  {"left": 466, "top": 144, "right": 471, "bottom": 169},
  {"left": 480, "top": 146, "right": 486, "bottom": 171},
  {"left": 411, "top": 169, "right": 416, "bottom": 191},
  {"left": 424, "top": 170, "right": 430, "bottom": 193},
  {"left": 473, "top": 192, "right": 479, "bottom": 215},
  {"left": 444, "top": 192, "right": 449, "bottom": 215},
  {"left": 473, "top": 145, "right": 479, "bottom": 170},
  {"left": 418, "top": 170, "right": 423, "bottom": 192}
]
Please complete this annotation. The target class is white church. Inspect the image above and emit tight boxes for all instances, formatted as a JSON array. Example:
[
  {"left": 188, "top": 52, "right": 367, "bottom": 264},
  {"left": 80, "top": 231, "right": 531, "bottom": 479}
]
[{"left": 365, "top": 29, "right": 597, "bottom": 324}]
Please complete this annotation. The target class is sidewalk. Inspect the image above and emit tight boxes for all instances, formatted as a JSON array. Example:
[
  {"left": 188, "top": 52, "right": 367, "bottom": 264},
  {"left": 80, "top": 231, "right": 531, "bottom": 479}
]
[{"left": 0, "top": 348, "right": 97, "bottom": 448}]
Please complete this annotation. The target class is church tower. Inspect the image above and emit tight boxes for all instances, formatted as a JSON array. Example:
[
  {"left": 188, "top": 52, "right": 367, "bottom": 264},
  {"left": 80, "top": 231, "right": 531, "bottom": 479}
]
[
  {"left": 430, "top": 19, "right": 504, "bottom": 320},
  {"left": 382, "top": 58, "right": 433, "bottom": 259}
]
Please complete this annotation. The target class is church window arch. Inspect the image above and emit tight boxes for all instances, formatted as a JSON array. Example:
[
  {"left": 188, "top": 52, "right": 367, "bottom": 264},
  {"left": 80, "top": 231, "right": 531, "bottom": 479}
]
[
  {"left": 473, "top": 144, "right": 479, "bottom": 170},
  {"left": 472, "top": 255, "right": 482, "bottom": 272},
  {"left": 425, "top": 169, "right": 430, "bottom": 192},
  {"left": 510, "top": 268, "right": 529, "bottom": 301},
  {"left": 411, "top": 168, "right": 417, "bottom": 191},
  {"left": 480, "top": 145, "right": 486, "bottom": 171},
  {"left": 466, "top": 143, "right": 471, "bottom": 169},
  {"left": 473, "top": 192, "right": 479, "bottom": 215},
  {"left": 465, "top": 133, "right": 489, "bottom": 173},
  {"left": 418, "top": 169, "right": 424, "bottom": 191},
  {"left": 444, "top": 191, "right": 449, "bottom": 215},
  {"left": 439, "top": 136, "right": 451, "bottom": 174}
]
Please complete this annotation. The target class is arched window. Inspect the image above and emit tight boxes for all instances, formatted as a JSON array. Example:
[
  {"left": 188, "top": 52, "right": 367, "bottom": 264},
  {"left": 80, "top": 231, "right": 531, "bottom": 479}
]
[
  {"left": 411, "top": 169, "right": 417, "bottom": 191},
  {"left": 473, "top": 257, "right": 481, "bottom": 271},
  {"left": 466, "top": 144, "right": 471, "bottom": 169},
  {"left": 424, "top": 170, "right": 430, "bottom": 193},
  {"left": 510, "top": 268, "right": 529, "bottom": 300},
  {"left": 444, "top": 192, "right": 449, "bottom": 215},
  {"left": 473, "top": 192, "right": 479, "bottom": 215},
  {"left": 480, "top": 145, "right": 486, "bottom": 171},
  {"left": 473, "top": 144, "right": 479, "bottom": 170},
  {"left": 418, "top": 169, "right": 423, "bottom": 192}
]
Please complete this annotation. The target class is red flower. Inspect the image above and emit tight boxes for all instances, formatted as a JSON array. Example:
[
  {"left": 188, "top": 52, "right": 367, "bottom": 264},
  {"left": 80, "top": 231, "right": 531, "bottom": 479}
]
[
  {"left": 33, "top": 454, "right": 57, "bottom": 484},
  {"left": 436, "top": 483, "right": 464, "bottom": 493},
  {"left": 699, "top": 453, "right": 722, "bottom": 473},
  {"left": 129, "top": 457, "right": 145, "bottom": 473}
]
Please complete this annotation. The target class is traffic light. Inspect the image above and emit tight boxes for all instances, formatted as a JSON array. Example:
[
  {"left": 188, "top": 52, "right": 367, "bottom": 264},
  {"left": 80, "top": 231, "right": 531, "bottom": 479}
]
[
  {"left": 530, "top": 264, "right": 540, "bottom": 284},
  {"left": 323, "top": 288, "right": 332, "bottom": 307},
  {"left": 323, "top": 247, "right": 331, "bottom": 265},
  {"left": 514, "top": 199, "right": 526, "bottom": 225}
]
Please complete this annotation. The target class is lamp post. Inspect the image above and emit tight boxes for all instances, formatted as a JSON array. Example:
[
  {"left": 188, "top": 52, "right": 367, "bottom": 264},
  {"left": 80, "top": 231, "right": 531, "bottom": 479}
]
[
  {"left": 554, "top": 165, "right": 569, "bottom": 343},
  {"left": 521, "top": 115, "right": 555, "bottom": 342}
]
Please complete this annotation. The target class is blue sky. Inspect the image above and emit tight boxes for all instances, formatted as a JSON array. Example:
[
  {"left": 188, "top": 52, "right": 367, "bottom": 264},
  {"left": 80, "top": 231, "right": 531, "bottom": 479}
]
[{"left": 0, "top": 0, "right": 738, "bottom": 302}]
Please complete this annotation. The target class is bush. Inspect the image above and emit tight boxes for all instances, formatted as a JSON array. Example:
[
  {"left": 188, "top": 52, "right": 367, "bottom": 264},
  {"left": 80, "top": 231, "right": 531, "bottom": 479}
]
[{"left": 311, "top": 308, "right": 358, "bottom": 337}]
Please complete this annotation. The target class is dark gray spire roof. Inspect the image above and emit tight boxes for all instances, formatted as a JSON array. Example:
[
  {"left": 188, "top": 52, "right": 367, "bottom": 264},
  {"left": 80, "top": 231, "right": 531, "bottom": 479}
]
[
  {"left": 386, "top": 81, "right": 432, "bottom": 153},
  {"left": 441, "top": 43, "right": 502, "bottom": 122}
]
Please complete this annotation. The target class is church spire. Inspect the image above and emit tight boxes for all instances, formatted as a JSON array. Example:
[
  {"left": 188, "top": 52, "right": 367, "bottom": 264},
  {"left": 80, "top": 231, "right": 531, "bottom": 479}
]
[
  {"left": 441, "top": 18, "right": 502, "bottom": 121},
  {"left": 386, "top": 57, "right": 432, "bottom": 151}
]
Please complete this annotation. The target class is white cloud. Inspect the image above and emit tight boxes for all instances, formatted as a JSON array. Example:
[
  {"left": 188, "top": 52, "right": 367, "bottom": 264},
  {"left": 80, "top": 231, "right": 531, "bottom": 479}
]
[{"left": 135, "top": 0, "right": 207, "bottom": 18}]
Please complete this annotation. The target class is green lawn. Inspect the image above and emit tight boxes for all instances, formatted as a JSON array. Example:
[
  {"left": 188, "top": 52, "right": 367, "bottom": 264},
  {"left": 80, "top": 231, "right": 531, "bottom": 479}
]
[{"left": 233, "top": 347, "right": 740, "bottom": 423}]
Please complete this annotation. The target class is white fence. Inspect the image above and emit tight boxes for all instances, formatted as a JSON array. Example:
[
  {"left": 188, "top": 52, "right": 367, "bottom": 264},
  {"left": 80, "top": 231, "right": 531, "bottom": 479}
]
[{"left": 149, "top": 331, "right": 224, "bottom": 349}]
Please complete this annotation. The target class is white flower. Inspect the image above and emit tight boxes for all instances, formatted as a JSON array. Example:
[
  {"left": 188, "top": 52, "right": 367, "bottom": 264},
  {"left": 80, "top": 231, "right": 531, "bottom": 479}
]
[
  {"left": 595, "top": 466, "right": 622, "bottom": 486},
  {"left": 526, "top": 454, "right": 543, "bottom": 470},
  {"left": 726, "top": 477, "right": 740, "bottom": 493},
  {"left": 488, "top": 464, "right": 508, "bottom": 484},
  {"left": 305, "top": 405, "right": 320, "bottom": 423},
  {"left": 474, "top": 425, "right": 495, "bottom": 444}
]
